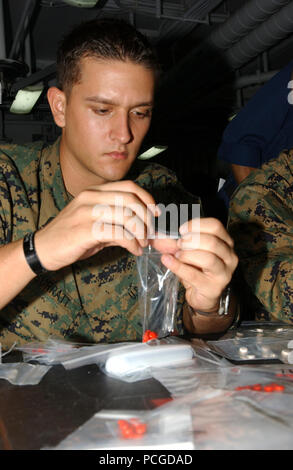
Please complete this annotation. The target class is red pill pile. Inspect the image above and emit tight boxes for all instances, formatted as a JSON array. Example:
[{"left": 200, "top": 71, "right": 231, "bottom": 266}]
[
  {"left": 118, "top": 418, "right": 147, "bottom": 439},
  {"left": 235, "top": 382, "right": 285, "bottom": 392},
  {"left": 142, "top": 330, "right": 158, "bottom": 342},
  {"left": 276, "top": 373, "right": 293, "bottom": 379}
]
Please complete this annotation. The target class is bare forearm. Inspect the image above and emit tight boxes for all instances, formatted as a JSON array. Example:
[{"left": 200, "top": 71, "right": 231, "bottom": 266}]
[
  {"left": 183, "top": 293, "right": 237, "bottom": 335},
  {"left": 0, "top": 239, "right": 36, "bottom": 309}
]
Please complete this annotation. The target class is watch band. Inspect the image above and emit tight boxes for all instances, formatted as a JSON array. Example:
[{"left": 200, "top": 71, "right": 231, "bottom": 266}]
[
  {"left": 191, "top": 287, "right": 231, "bottom": 317},
  {"left": 218, "top": 286, "right": 231, "bottom": 316},
  {"left": 23, "top": 232, "right": 48, "bottom": 276}
]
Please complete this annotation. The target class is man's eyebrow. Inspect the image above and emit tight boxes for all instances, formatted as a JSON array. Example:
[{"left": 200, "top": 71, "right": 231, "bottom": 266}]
[{"left": 84, "top": 96, "right": 154, "bottom": 107}]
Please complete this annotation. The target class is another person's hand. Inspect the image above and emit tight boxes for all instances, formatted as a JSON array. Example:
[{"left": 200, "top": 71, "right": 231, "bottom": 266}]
[
  {"left": 151, "top": 218, "right": 238, "bottom": 314},
  {"left": 35, "top": 181, "right": 159, "bottom": 271}
]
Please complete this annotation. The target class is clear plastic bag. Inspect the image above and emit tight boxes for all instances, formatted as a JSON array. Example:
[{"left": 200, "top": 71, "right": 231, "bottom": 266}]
[
  {"left": 99, "top": 337, "right": 195, "bottom": 383},
  {"left": 49, "top": 372, "right": 293, "bottom": 450},
  {"left": 61, "top": 342, "right": 133, "bottom": 370},
  {"left": 0, "top": 362, "right": 51, "bottom": 385},
  {"left": 48, "top": 407, "right": 194, "bottom": 450},
  {"left": 151, "top": 365, "right": 225, "bottom": 398},
  {"left": 16, "top": 337, "right": 194, "bottom": 378},
  {"left": 48, "top": 364, "right": 293, "bottom": 450},
  {"left": 150, "top": 341, "right": 229, "bottom": 397},
  {"left": 0, "top": 341, "right": 17, "bottom": 361},
  {"left": 189, "top": 389, "right": 293, "bottom": 449},
  {"left": 152, "top": 358, "right": 293, "bottom": 399},
  {"left": 150, "top": 375, "right": 293, "bottom": 450},
  {"left": 16, "top": 338, "right": 133, "bottom": 369},
  {"left": 207, "top": 336, "right": 293, "bottom": 363},
  {"left": 16, "top": 338, "right": 86, "bottom": 364},
  {"left": 136, "top": 245, "right": 179, "bottom": 339},
  {"left": 220, "top": 322, "right": 293, "bottom": 340},
  {"left": 206, "top": 321, "right": 293, "bottom": 364},
  {"left": 221, "top": 365, "right": 293, "bottom": 394}
]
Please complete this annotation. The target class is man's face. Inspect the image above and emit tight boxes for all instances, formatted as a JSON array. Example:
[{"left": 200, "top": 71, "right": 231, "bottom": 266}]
[{"left": 60, "top": 57, "right": 155, "bottom": 187}]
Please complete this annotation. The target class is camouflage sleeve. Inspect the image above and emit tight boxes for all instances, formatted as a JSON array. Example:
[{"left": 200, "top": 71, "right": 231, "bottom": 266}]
[
  {"left": 134, "top": 161, "right": 202, "bottom": 211},
  {"left": 0, "top": 167, "right": 12, "bottom": 245},
  {"left": 228, "top": 178, "right": 293, "bottom": 324}
]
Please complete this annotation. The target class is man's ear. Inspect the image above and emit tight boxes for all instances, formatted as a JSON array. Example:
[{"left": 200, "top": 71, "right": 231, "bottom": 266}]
[{"left": 47, "top": 87, "right": 66, "bottom": 128}]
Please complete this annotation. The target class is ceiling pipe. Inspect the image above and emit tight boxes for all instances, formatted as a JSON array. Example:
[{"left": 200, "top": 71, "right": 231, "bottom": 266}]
[
  {"left": 158, "top": 0, "right": 223, "bottom": 42},
  {"left": 161, "top": 0, "right": 293, "bottom": 84},
  {"left": 0, "top": 0, "right": 6, "bottom": 59},
  {"left": 112, "top": 0, "right": 187, "bottom": 18},
  {"left": 234, "top": 70, "right": 278, "bottom": 89},
  {"left": 8, "top": 0, "right": 38, "bottom": 60},
  {"left": 209, "top": 0, "right": 290, "bottom": 50},
  {"left": 226, "top": 2, "right": 293, "bottom": 69}
]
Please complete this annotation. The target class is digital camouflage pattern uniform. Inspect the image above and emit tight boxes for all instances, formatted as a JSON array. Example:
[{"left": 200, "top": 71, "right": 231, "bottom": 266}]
[
  {"left": 228, "top": 149, "right": 293, "bottom": 324},
  {"left": 0, "top": 137, "right": 200, "bottom": 349}
]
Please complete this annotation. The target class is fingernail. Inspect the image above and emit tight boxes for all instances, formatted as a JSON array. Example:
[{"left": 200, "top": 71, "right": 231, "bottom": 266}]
[
  {"left": 162, "top": 254, "right": 173, "bottom": 265},
  {"left": 155, "top": 205, "right": 161, "bottom": 216},
  {"left": 147, "top": 225, "right": 155, "bottom": 239},
  {"left": 179, "top": 224, "right": 188, "bottom": 235}
]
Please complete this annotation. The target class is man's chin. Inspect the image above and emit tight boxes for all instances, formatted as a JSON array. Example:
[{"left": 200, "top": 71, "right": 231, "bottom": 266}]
[
  {"left": 102, "top": 169, "right": 130, "bottom": 184},
  {"left": 106, "top": 163, "right": 134, "bottom": 182}
]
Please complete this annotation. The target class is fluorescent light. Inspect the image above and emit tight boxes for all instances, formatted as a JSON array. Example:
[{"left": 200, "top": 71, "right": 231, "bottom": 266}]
[
  {"left": 228, "top": 113, "right": 237, "bottom": 121},
  {"left": 10, "top": 85, "right": 43, "bottom": 114},
  {"left": 137, "top": 145, "right": 168, "bottom": 160},
  {"left": 63, "top": 0, "right": 98, "bottom": 7}
]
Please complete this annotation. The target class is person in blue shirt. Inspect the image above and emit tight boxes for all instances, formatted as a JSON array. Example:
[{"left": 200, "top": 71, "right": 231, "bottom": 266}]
[{"left": 217, "top": 60, "right": 293, "bottom": 211}]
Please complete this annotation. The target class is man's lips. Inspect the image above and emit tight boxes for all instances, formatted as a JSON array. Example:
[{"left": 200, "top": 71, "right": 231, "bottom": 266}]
[{"left": 105, "top": 151, "right": 128, "bottom": 160}]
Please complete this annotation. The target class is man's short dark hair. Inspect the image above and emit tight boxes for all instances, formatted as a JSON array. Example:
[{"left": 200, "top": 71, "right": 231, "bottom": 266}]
[{"left": 57, "top": 17, "right": 160, "bottom": 95}]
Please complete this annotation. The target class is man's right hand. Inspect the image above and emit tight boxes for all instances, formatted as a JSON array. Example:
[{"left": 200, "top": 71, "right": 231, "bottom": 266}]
[{"left": 34, "top": 180, "right": 160, "bottom": 271}]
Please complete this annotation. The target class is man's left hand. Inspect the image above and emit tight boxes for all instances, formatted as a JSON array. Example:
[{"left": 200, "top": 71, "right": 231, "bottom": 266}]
[{"left": 151, "top": 217, "right": 238, "bottom": 314}]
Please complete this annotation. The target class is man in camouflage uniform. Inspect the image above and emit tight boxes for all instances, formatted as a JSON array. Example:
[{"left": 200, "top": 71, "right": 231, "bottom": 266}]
[
  {"left": 0, "top": 18, "right": 238, "bottom": 349},
  {"left": 229, "top": 149, "right": 293, "bottom": 324}
]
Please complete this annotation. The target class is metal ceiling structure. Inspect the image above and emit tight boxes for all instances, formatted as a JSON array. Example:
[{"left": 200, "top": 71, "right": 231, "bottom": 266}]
[
  {"left": 0, "top": 0, "right": 228, "bottom": 97},
  {"left": 1, "top": 1, "right": 293, "bottom": 105}
]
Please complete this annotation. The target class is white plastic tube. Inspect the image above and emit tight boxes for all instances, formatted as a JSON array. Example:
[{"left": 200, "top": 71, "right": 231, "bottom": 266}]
[{"left": 105, "top": 343, "right": 194, "bottom": 379}]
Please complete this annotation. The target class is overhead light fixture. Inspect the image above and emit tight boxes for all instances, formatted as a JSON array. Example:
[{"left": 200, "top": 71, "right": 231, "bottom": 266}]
[
  {"left": 10, "top": 83, "right": 43, "bottom": 114},
  {"left": 228, "top": 113, "right": 237, "bottom": 121},
  {"left": 63, "top": 0, "right": 99, "bottom": 7},
  {"left": 137, "top": 145, "right": 168, "bottom": 160}
]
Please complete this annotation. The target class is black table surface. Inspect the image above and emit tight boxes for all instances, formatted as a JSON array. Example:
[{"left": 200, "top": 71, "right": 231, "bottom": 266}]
[
  {"left": 1, "top": 323, "right": 292, "bottom": 451},
  {"left": 0, "top": 352, "right": 169, "bottom": 450}
]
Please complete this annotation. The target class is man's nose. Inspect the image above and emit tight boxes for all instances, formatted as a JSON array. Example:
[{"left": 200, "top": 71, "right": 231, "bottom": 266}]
[{"left": 110, "top": 112, "right": 133, "bottom": 144}]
